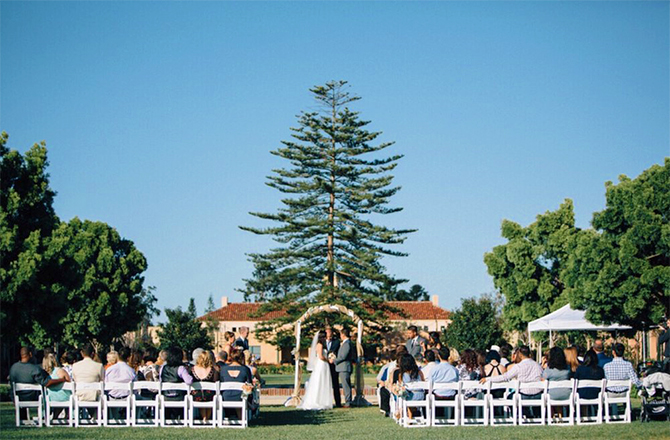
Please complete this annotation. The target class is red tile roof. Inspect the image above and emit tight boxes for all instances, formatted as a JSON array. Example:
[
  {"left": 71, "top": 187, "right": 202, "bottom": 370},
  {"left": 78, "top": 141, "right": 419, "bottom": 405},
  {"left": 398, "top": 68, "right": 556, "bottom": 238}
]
[{"left": 199, "top": 301, "right": 449, "bottom": 322}]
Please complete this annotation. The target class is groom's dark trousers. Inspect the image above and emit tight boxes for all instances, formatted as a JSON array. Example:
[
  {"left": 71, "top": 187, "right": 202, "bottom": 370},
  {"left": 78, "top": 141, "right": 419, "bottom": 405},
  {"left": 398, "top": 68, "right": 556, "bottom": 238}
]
[{"left": 329, "top": 363, "right": 342, "bottom": 407}]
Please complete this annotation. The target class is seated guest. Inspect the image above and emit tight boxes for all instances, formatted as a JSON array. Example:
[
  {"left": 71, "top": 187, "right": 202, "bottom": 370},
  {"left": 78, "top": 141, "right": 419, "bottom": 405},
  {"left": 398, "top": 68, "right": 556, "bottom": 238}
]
[
  {"left": 10, "top": 347, "right": 66, "bottom": 402},
  {"left": 574, "top": 349, "right": 605, "bottom": 417},
  {"left": 481, "top": 346, "right": 543, "bottom": 397},
  {"left": 564, "top": 346, "right": 580, "bottom": 374},
  {"left": 429, "top": 347, "right": 459, "bottom": 417},
  {"left": 159, "top": 346, "right": 194, "bottom": 402},
  {"left": 448, "top": 348, "right": 460, "bottom": 366},
  {"left": 128, "top": 350, "right": 143, "bottom": 374},
  {"left": 499, "top": 344, "right": 512, "bottom": 368},
  {"left": 426, "top": 332, "right": 442, "bottom": 351},
  {"left": 421, "top": 349, "right": 438, "bottom": 377},
  {"left": 72, "top": 344, "right": 105, "bottom": 403},
  {"left": 105, "top": 347, "right": 136, "bottom": 398},
  {"left": 105, "top": 351, "right": 118, "bottom": 371},
  {"left": 484, "top": 350, "right": 507, "bottom": 379},
  {"left": 191, "top": 350, "right": 219, "bottom": 423},
  {"left": 43, "top": 353, "right": 72, "bottom": 402},
  {"left": 191, "top": 348, "right": 205, "bottom": 367},
  {"left": 603, "top": 342, "right": 642, "bottom": 395},
  {"left": 398, "top": 353, "right": 425, "bottom": 418},
  {"left": 220, "top": 349, "right": 252, "bottom": 419},
  {"left": 156, "top": 350, "right": 167, "bottom": 367},
  {"left": 60, "top": 351, "right": 77, "bottom": 379},
  {"left": 138, "top": 349, "right": 159, "bottom": 381},
  {"left": 593, "top": 339, "right": 612, "bottom": 368},
  {"left": 376, "top": 347, "right": 405, "bottom": 416},
  {"left": 457, "top": 349, "right": 482, "bottom": 399},
  {"left": 216, "top": 350, "right": 228, "bottom": 370},
  {"left": 543, "top": 347, "right": 571, "bottom": 419}
]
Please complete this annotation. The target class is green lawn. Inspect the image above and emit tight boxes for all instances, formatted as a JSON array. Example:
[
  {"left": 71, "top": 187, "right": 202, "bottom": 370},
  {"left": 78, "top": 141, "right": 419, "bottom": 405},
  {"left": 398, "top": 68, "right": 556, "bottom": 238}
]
[
  {"left": 262, "top": 373, "right": 378, "bottom": 387},
  {"left": 1, "top": 402, "right": 668, "bottom": 440}
]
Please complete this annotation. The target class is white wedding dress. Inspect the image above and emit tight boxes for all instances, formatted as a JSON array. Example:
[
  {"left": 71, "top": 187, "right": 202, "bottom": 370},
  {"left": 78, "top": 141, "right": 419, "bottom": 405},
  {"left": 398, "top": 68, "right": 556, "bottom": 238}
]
[{"left": 298, "top": 338, "right": 333, "bottom": 411}]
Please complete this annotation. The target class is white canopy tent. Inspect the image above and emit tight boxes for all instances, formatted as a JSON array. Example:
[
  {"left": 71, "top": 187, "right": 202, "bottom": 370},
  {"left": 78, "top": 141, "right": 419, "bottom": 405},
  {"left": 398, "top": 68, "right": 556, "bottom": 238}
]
[{"left": 528, "top": 304, "right": 632, "bottom": 347}]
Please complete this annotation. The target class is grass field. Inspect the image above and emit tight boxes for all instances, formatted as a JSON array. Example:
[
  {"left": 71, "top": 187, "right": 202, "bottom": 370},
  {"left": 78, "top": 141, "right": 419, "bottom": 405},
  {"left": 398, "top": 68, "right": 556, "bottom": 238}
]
[
  {"left": 263, "top": 373, "right": 378, "bottom": 387},
  {"left": 1, "top": 401, "right": 668, "bottom": 440}
]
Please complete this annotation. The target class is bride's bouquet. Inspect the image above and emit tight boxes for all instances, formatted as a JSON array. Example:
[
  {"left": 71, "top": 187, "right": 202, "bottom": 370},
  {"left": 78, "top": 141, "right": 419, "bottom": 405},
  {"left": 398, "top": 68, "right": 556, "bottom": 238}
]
[
  {"left": 391, "top": 383, "right": 408, "bottom": 399},
  {"left": 328, "top": 353, "right": 336, "bottom": 362}
]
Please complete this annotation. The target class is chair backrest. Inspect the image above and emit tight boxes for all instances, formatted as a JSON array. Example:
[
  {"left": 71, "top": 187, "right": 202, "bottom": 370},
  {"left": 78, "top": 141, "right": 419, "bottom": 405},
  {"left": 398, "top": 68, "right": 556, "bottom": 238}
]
[
  {"left": 104, "top": 381, "right": 132, "bottom": 392},
  {"left": 518, "top": 381, "right": 545, "bottom": 393},
  {"left": 13, "top": 383, "right": 43, "bottom": 399},
  {"left": 576, "top": 379, "right": 605, "bottom": 393},
  {"left": 460, "top": 380, "right": 486, "bottom": 393},
  {"left": 605, "top": 379, "right": 631, "bottom": 394},
  {"left": 404, "top": 380, "right": 429, "bottom": 391},
  {"left": 47, "top": 382, "right": 75, "bottom": 394},
  {"left": 489, "top": 380, "right": 518, "bottom": 392},
  {"left": 219, "top": 382, "right": 244, "bottom": 391},
  {"left": 430, "top": 381, "right": 460, "bottom": 394},
  {"left": 191, "top": 381, "right": 219, "bottom": 392},
  {"left": 74, "top": 381, "right": 103, "bottom": 391},
  {"left": 133, "top": 380, "right": 160, "bottom": 392},
  {"left": 547, "top": 379, "right": 574, "bottom": 391},
  {"left": 161, "top": 383, "right": 190, "bottom": 392}
]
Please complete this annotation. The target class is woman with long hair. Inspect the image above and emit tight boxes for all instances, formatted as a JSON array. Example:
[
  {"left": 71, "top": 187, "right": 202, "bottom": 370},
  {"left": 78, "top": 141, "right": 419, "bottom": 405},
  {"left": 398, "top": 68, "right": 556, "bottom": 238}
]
[
  {"left": 543, "top": 347, "right": 571, "bottom": 420},
  {"left": 564, "top": 346, "right": 580, "bottom": 373},
  {"left": 398, "top": 353, "right": 425, "bottom": 418}
]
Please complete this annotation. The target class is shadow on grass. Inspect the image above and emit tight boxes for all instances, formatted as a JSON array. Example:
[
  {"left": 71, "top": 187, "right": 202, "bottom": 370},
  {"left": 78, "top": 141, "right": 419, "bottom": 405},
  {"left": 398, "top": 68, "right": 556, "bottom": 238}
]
[{"left": 254, "top": 407, "right": 352, "bottom": 427}]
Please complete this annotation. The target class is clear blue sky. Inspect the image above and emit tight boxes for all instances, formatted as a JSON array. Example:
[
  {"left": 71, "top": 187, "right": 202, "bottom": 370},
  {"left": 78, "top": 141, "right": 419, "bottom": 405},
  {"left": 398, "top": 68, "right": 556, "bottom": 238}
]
[{"left": 2, "top": 2, "right": 668, "bottom": 320}]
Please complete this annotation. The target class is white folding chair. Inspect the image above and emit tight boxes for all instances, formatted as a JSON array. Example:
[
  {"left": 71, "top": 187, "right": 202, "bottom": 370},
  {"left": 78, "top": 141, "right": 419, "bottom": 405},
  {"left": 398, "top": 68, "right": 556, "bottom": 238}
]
[
  {"left": 218, "top": 382, "right": 248, "bottom": 428},
  {"left": 604, "top": 379, "right": 632, "bottom": 423},
  {"left": 160, "top": 383, "right": 190, "bottom": 427},
  {"left": 12, "top": 383, "right": 44, "bottom": 427},
  {"left": 460, "top": 380, "right": 489, "bottom": 426},
  {"left": 188, "top": 382, "right": 219, "bottom": 428},
  {"left": 399, "top": 380, "right": 430, "bottom": 428},
  {"left": 45, "top": 382, "right": 74, "bottom": 427},
  {"left": 102, "top": 382, "right": 133, "bottom": 427},
  {"left": 575, "top": 379, "right": 604, "bottom": 425},
  {"left": 430, "top": 381, "right": 460, "bottom": 427},
  {"left": 546, "top": 379, "right": 575, "bottom": 425},
  {"left": 517, "top": 381, "right": 546, "bottom": 425},
  {"left": 131, "top": 381, "right": 161, "bottom": 427},
  {"left": 488, "top": 380, "right": 518, "bottom": 426},
  {"left": 73, "top": 382, "right": 104, "bottom": 427}
]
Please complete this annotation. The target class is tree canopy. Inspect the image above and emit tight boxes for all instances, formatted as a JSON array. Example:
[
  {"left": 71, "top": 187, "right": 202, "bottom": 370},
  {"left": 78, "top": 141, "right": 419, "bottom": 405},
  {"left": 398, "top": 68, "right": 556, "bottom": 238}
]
[
  {"left": 0, "top": 132, "right": 154, "bottom": 348},
  {"left": 240, "top": 81, "right": 415, "bottom": 345},
  {"left": 443, "top": 293, "right": 504, "bottom": 352},
  {"left": 158, "top": 298, "right": 213, "bottom": 352}
]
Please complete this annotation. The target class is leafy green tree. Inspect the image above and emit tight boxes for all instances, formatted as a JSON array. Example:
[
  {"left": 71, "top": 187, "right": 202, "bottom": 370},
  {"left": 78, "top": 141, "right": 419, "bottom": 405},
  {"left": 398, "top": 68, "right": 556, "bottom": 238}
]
[
  {"left": 0, "top": 132, "right": 60, "bottom": 345},
  {"left": 484, "top": 200, "right": 577, "bottom": 332},
  {"left": 382, "top": 282, "right": 429, "bottom": 301},
  {"left": 158, "top": 298, "right": 212, "bottom": 352},
  {"left": 564, "top": 159, "right": 670, "bottom": 328},
  {"left": 444, "top": 294, "right": 504, "bottom": 352},
  {"left": 203, "top": 293, "right": 219, "bottom": 340},
  {"left": 240, "top": 81, "right": 415, "bottom": 344}
]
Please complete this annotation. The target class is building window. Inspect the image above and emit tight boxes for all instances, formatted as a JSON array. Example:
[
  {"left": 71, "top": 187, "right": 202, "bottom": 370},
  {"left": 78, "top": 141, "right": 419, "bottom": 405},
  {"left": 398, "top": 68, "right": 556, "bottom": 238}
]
[
  {"left": 232, "top": 327, "right": 237, "bottom": 332},
  {"left": 250, "top": 346, "right": 261, "bottom": 361}
]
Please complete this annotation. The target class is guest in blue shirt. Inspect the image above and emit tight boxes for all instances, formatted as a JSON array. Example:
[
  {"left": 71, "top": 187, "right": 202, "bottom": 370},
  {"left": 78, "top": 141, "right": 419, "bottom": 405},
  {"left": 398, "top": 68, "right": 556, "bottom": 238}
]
[
  {"left": 429, "top": 347, "right": 459, "bottom": 419},
  {"left": 593, "top": 339, "right": 611, "bottom": 368}
]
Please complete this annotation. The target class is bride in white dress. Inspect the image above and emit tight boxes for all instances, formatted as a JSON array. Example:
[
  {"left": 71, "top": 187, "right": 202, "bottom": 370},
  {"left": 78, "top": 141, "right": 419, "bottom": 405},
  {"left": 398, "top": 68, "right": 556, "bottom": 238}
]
[{"left": 298, "top": 330, "right": 333, "bottom": 410}]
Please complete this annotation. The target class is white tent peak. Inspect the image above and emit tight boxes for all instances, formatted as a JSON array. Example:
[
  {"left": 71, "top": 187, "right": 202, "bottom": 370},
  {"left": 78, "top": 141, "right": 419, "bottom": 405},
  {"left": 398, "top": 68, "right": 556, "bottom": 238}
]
[{"left": 528, "top": 304, "right": 632, "bottom": 333}]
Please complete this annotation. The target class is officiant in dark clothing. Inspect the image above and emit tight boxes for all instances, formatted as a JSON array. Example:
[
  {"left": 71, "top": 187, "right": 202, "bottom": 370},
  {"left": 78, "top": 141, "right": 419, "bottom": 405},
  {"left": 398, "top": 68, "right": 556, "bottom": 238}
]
[
  {"left": 234, "top": 326, "right": 250, "bottom": 351},
  {"left": 325, "top": 327, "right": 342, "bottom": 407}
]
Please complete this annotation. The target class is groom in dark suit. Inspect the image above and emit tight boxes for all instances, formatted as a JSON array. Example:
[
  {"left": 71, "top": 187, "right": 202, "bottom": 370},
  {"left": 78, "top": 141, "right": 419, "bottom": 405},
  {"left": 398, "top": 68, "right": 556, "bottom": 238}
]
[
  {"left": 325, "top": 327, "right": 342, "bottom": 407},
  {"left": 331, "top": 327, "right": 356, "bottom": 407}
]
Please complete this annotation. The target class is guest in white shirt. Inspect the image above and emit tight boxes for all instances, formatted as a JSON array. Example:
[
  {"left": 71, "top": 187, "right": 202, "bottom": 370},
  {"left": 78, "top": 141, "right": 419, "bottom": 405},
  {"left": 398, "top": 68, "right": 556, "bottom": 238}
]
[{"left": 421, "top": 350, "right": 438, "bottom": 378}]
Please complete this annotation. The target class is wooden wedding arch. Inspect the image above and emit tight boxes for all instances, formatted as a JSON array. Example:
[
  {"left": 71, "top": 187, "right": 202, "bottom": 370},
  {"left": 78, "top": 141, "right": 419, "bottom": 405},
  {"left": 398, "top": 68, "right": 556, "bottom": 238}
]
[{"left": 284, "top": 304, "right": 369, "bottom": 407}]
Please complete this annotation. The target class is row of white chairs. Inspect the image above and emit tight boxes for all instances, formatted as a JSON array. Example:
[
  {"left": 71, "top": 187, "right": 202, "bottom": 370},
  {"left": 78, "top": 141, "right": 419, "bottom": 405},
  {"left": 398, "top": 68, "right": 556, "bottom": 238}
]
[
  {"left": 386, "top": 379, "right": 632, "bottom": 428},
  {"left": 13, "top": 381, "right": 252, "bottom": 428}
]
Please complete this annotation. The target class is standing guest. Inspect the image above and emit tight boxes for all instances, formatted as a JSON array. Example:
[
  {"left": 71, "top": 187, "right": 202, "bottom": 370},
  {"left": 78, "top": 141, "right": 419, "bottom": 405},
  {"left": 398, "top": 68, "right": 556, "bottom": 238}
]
[
  {"left": 405, "top": 325, "right": 427, "bottom": 362},
  {"left": 593, "top": 339, "right": 612, "bottom": 368},
  {"left": 574, "top": 349, "right": 605, "bottom": 417},
  {"left": 325, "top": 326, "right": 342, "bottom": 408},
  {"left": 421, "top": 350, "right": 438, "bottom": 377},
  {"left": 235, "top": 327, "right": 250, "bottom": 351},
  {"left": 428, "top": 347, "right": 459, "bottom": 418},
  {"left": 105, "top": 352, "right": 118, "bottom": 370},
  {"left": 398, "top": 353, "right": 425, "bottom": 418},
  {"left": 191, "top": 350, "right": 219, "bottom": 423},
  {"left": 72, "top": 343, "right": 105, "bottom": 420},
  {"left": 543, "top": 347, "right": 572, "bottom": 419},
  {"left": 564, "top": 346, "right": 580, "bottom": 374},
  {"left": 219, "top": 349, "right": 252, "bottom": 420}
]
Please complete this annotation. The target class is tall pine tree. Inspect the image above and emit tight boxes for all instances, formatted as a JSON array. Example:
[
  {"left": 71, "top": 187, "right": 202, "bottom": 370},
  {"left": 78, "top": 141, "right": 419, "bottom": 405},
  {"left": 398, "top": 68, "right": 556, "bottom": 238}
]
[{"left": 240, "top": 81, "right": 415, "bottom": 345}]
